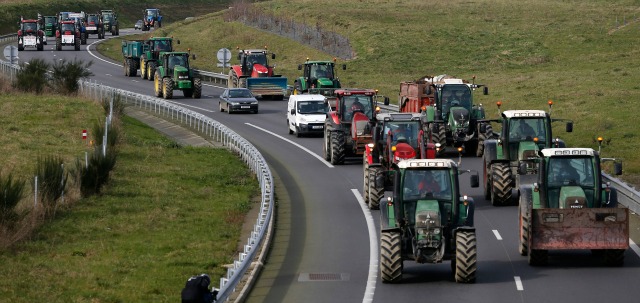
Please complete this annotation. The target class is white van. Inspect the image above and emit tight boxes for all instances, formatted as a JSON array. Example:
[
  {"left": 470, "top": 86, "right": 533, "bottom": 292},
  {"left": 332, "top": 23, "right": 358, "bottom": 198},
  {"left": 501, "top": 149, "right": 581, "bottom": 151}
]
[{"left": 287, "top": 94, "right": 327, "bottom": 137}]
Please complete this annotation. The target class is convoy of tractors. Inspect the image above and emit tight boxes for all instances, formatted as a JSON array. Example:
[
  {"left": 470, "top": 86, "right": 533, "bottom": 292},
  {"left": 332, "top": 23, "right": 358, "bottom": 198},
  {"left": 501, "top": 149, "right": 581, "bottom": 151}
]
[{"left": 16, "top": 7, "right": 631, "bottom": 286}]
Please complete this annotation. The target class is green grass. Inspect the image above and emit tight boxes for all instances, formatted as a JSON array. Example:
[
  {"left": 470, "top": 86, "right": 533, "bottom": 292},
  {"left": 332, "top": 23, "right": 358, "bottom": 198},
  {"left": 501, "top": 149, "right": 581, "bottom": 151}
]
[
  {"left": 0, "top": 91, "right": 257, "bottom": 302},
  {"left": 98, "top": 0, "right": 640, "bottom": 186}
]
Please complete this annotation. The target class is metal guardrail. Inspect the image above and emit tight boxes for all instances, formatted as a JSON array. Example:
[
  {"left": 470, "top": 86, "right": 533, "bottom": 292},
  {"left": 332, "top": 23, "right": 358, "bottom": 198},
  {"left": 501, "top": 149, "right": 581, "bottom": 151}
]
[
  {"left": 195, "top": 69, "right": 227, "bottom": 86},
  {"left": 0, "top": 33, "right": 17, "bottom": 44},
  {"left": 0, "top": 60, "right": 273, "bottom": 303}
]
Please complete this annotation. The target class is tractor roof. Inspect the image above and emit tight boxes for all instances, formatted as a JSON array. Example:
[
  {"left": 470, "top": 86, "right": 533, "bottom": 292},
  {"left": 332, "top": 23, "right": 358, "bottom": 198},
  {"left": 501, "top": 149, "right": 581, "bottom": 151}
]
[
  {"left": 375, "top": 112, "right": 422, "bottom": 122},
  {"left": 502, "top": 110, "right": 547, "bottom": 119},
  {"left": 162, "top": 52, "right": 189, "bottom": 56},
  {"left": 239, "top": 49, "right": 267, "bottom": 54},
  {"left": 540, "top": 148, "right": 596, "bottom": 157},
  {"left": 335, "top": 88, "right": 377, "bottom": 96},
  {"left": 398, "top": 159, "right": 457, "bottom": 169},
  {"left": 22, "top": 19, "right": 38, "bottom": 23},
  {"left": 305, "top": 60, "right": 334, "bottom": 64}
]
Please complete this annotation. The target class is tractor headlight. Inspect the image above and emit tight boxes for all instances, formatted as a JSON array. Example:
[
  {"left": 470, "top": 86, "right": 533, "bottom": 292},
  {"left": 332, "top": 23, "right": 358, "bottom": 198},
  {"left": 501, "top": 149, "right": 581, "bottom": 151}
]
[
  {"left": 178, "top": 75, "right": 189, "bottom": 80},
  {"left": 433, "top": 228, "right": 440, "bottom": 235}
]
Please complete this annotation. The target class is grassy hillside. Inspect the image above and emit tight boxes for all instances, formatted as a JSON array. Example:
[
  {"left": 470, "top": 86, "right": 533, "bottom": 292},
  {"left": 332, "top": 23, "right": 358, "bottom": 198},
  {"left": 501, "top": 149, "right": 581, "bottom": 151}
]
[
  {"left": 100, "top": 0, "right": 640, "bottom": 186},
  {"left": 0, "top": 0, "right": 231, "bottom": 35}
]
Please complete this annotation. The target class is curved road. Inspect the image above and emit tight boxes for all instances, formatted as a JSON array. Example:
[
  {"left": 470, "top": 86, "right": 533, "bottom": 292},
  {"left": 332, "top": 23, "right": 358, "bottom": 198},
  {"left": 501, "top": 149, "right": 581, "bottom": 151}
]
[{"left": 17, "top": 32, "right": 640, "bottom": 303}]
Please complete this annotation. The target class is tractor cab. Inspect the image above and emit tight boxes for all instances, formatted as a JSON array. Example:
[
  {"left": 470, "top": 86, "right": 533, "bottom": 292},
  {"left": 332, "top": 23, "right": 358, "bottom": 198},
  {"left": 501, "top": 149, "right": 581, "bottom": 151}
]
[
  {"left": 238, "top": 49, "right": 273, "bottom": 77},
  {"left": 59, "top": 21, "right": 76, "bottom": 34},
  {"left": 437, "top": 83, "right": 474, "bottom": 121},
  {"left": 161, "top": 52, "right": 191, "bottom": 75},
  {"left": 43, "top": 16, "right": 57, "bottom": 36},
  {"left": 20, "top": 20, "right": 39, "bottom": 32}
]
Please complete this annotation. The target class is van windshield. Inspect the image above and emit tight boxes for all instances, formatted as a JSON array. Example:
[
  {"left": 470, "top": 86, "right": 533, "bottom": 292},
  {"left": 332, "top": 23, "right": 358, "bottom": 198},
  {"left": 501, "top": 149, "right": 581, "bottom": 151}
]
[{"left": 297, "top": 100, "right": 326, "bottom": 114}]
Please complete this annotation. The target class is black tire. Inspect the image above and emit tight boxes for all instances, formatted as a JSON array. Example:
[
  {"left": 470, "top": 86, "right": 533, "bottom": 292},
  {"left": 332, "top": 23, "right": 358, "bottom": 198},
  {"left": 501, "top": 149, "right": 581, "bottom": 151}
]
[
  {"left": 147, "top": 61, "right": 156, "bottom": 81},
  {"left": 37, "top": 42, "right": 43, "bottom": 51},
  {"left": 81, "top": 33, "right": 87, "bottom": 45},
  {"left": 454, "top": 230, "right": 477, "bottom": 283},
  {"left": 603, "top": 249, "right": 625, "bottom": 267},
  {"left": 55, "top": 38, "right": 61, "bottom": 51},
  {"left": 380, "top": 232, "right": 403, "bottom": 283},
  {"left": 74, "top": 38, "right": 80, "bottom": 51},
  {"left": 483, "top": 159, "right": 491, "bottom": 200},
  {"left": 518, "top": 207, "right": 529, "bottom": 256},
  {"left": 330, "top": 131, "right": 345, "bottom": 165},
  {"left": 368, "top": 168, "right": 384, "bottom": 210},
  {"left": 430, "top": 123, "right": 446, "bottom": 147},
  {"left": 477, "top": 123, "right": 493, "bottom": 157},
  {"left": 287, "top": 120, "right": 294, "bottom": 135},
  {"left": 323, "top": 128, "right": 332, "bottom": 162},
  {"left": 295, "top": 126, "right": 301, "bottom": 137},
  {"left": 127, "top": 58, "right": 137, "bottom": 77},
  {"left": 490, "top": 163, "right": 513, "bottom": 206},
  {"left": 116, "top": 25, "right": 119, "bottom": 36},
  {"left": 193, "top": 78, "right": 202, "bottom": 98},
  {"left": 363, "top": 156, "right": 370, "bottom": 203},
  {"left": 528, "top": 248, "right": 547, "bottom": 266},
  {"left": 228, "top": 70, "right": 237, "bottom": 88},
  {"left": 163, "top": 77, "right": 174, "bottom": 99},
  {"left": 140, "top": 56, "right": 147, "bottom": 80},
  {"left": 154, "top": 72, "right": 163, "bottom": 97},
  {"left": 18, "top": 43, "right": 24, "bottom": 51}
]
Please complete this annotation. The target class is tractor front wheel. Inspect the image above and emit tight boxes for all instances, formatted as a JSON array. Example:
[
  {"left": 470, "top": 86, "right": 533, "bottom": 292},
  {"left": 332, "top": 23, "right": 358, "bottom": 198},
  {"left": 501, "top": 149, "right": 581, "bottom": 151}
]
[
  {"left": 368, "top": 168, "right": 384, "bottom": 210},
  {"left": 162, "top": 77, "right": 174, "bottom": 99},
  {"left": 454, "top": 230, "right": 477, "bottom": 283},
  {"left": 330, "top": 131, "right": 345, "bottom": 165},
  {"left": 477, "top": 123, "right": 493, "bottom": 157},
  {"left": 193, "top": 78, "right": 202, "bottom": 98},
  {"left": 518, "top": 207, "right": 529, "bottom": 256},
  {"left": 490, "top": 163, "right": 513, "bottom": 206},
  {"left": 380, "top": 232, "right": 403, "bottom": 283},
  {"left": 430, "top": 123, "right": 446, "bottom": 148},
  {"left": 323, "top": 128, "right": 332, "bottom": 162},
  {"left": 363, "top": 155, "right": 370, "bottom": 203}
]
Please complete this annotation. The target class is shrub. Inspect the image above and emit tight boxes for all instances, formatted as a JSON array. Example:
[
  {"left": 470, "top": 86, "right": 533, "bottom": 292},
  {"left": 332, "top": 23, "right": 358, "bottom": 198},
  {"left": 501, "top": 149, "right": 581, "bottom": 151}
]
[
  {"left": 14, "top": 58, "right": 50, "bottom": 94},
  {"left": 50, "top": 59, "right": 93, "bottom": 95},
  {"left": 74, "top": 147, "right": 117, "bottom": 196},
  {"left": 32, "top": 156, "right": 67, "bottom": 218},
  {"left": 0, "top": 173, "right": 25, "bottom": 227},
  {"left": 101, "top": 92, "right": 126, "bottom": 119}
]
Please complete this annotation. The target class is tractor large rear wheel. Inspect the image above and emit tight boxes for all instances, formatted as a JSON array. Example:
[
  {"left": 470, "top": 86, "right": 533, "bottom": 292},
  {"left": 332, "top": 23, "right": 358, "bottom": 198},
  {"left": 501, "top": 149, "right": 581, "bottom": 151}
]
[
  {"left": 330, "top": 131, "right": 345, "bottom": 165},
  {"left": 193, "top": 78, "right": 202, "bottom": 99},
  {"left": 368, "top": 168, "right": 384, "bottom": 210},
  {"left": 140, "top": 56, "right": 147, "bottom": 80},
  {"left": 154, "top": 72, "right": 163, "bottom": 97},
  {"left": 228, "top": 70, "right": 238, "bottom": 88},
  {"left": 380, "top": 232, "right": 403, "bottom": 283},
  {"left": 518, "top": 207, "right": 529, "bottom": 256},
  {"left": 430, "top": 123, "right": 446, "bottom": 147},
  {"left": 147, "top": 62, "right": 156, "bottom": 81},
  {"left": 483, "top": 159, "right": 491, "bottom": 200},
  {"left": 454, "top": 230, "right": 477, "bottom": 283},
  {"left": 163, "top": 77, "right": 174, "bottom": 99},
  {"left": 323, "top": 128, "right": 332, "bottom": 162},
  {"left": 490, "top": 163, "right": 513, "bottom": 206}
]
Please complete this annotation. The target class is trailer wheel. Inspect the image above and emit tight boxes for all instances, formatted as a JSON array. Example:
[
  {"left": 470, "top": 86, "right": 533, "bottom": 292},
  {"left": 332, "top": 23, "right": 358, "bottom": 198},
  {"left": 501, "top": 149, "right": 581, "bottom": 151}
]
[
  {"left": 127, "top": 58, "right": 137, "bottom": 77},
  {"left": 518, "top": 207, "right": 529, "bottom": 256},
  {"left": 330, "top": 131, "right": 345, "bottom": 165},
  {"left": 323, "top": 128, "right": 332, "bottom": 162},
  {"left": 454, "top": 230, "right": 477, "bottom": 283},
  {"left": 124, "top": 59, "right": 129, "bottom": 76},
  {"left": 380, "top": 232, "right": 403, "bottom": 283},
  {"left": 603, "top": 249, "right": 625, "bottom": 267},
  {"left": 490, "top": 163, "right": 513, "bottom": 206}
]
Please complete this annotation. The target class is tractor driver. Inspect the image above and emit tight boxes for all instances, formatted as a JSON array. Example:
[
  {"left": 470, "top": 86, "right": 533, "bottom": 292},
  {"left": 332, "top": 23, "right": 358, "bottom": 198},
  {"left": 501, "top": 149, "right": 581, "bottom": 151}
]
[
  {"left": 513, "top": 119, "right": 536, "bottom": 140},
  {"left": 550, "top": 159, "right": 580, "bottom": 186},
  {"left": 392, "top": 123, "right": 412, "bottom": 143},
  {"left": 404, "top": 170, "right": 442, "bottom": 199},
  {"left": 169, "top": 56, "right": 185, "bottom": 70},
  {"left": 155, "top": 40, "right": 170, "bottom": 52}
]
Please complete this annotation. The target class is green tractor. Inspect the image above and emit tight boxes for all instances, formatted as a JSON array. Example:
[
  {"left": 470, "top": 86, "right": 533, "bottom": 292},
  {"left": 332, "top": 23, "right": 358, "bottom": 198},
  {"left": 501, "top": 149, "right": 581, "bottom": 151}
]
[
  {"left": 140, "top": 37, "right": 177, "bottom": 80},
  {"left": 42, "top": 15, "right": 57, "bottom": 38},
  {"left": 153, "top": 52, "right": 202, "bottom": 99},
  {"left": 293, "top": 59, "right": 345, "bottom": 95},
  {"left": 100, "top": 10, "right": 119, "bottom": 36},
  {"left": 483, "top": 102, "right": 573, "bottom": 206},
  {"left": 419, "top": 75, "right": 491, "bottom": 156},
  {"left": 518, "top": 148, "right": 627, "bottom": 266},
  {"left": 380, "top": 159, "right": 479, "bottom": 283}
]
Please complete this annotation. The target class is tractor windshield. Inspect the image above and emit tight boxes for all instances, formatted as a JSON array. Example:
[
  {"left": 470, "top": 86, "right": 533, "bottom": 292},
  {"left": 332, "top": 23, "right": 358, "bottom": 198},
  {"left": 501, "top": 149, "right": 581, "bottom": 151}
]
[
  {"left": 87, "top": 15, "right": 99, "bottom": 24},
  {"left": 342, "top": 95, "right": 374, "bottom": 121},
  {"left": 147, "top": 10, "right": 158, "bottom": 17},
  {"left": 22, "top": 22, "right": 38, "bottom": 31},
  {"left": 61, "top": 23, "right": 75, "bottom": 32},
  {"left": 383, "top": 121, "right": 420, "bottom": 148},
  {"left": 310, "top": 64, "right": 334, "bottom": 79},
  {"left": 168, "top": 55, "right": 188, "bottom": 69},
  {"left": 545, "top": 157, "right": 595, "bottom": 208},
  {"left": 508, "top": 118, "right": 547, "bottom": 142},
  {"left": 153, "top": 40, "right": 172, "bottom": 52},
  {"left": 246, "top": 53, "right": 267, "bottom": 67},
  {"left": 440, "top": 84, "right": 472, "bottom": 119},
  {"left": 45, "top": 17, "right": 56, "bottom": 25},
  {"left": 102, "top": 13, "right": 113, "bottom": 22},
  {"left": 297, "top": 100, "right": 326, "bottom": 114},
  {"left": 403, "top": 169, "right": 452, "bottom": 201}
]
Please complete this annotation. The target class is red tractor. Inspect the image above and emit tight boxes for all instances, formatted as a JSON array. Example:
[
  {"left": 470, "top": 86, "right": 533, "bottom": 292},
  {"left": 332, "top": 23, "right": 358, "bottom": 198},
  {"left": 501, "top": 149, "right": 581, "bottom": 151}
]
[
  {"left": 17, "top": 19, "right": 45, "bottom": 51},
  {"left": 55, "top": 20, "right": 81, "bottom": 51},
  {"left": 363, "top": 113, "right": 438, "bottom": 209},
  {"left": 228, "top": 48, "right": 288, "bottom": 100},
  {"left": 323, "top": 88, "right": 389, "bottom": 165}
]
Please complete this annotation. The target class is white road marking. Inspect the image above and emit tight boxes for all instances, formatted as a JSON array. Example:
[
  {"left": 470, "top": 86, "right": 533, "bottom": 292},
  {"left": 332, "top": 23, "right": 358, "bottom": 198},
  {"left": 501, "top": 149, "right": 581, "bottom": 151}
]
[
  {"left": 351, "top": 189, "right": 377, "bottom": 303},
  {"left": 630, "top": 239, "right": 640, "bottom": 258},
  {"left": 245, "top": 123, "right": 333, "bottom": 168},
  {"left": 514, "top": 276, "right": 524, "bottom": 291},
  {"left": 492, "top": 229, "right": 503, "bottom": 240},
  {"left": 86, "top": 39, "right": 122, "bottom": 67}
]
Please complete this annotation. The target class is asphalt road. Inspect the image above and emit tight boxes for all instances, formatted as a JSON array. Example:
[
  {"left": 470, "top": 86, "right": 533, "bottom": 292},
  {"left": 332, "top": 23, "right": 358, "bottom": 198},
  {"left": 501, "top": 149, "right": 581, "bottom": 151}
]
[{"left": 15, "top": 31, "right": 640, "bottom": 303}]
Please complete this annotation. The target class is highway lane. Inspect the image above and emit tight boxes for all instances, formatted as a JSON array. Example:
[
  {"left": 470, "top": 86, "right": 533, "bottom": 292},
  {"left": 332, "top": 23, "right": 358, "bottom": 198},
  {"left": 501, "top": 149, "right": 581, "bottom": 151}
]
[{"left": 16, "top": 31, "right": 640, "bottom": 303}]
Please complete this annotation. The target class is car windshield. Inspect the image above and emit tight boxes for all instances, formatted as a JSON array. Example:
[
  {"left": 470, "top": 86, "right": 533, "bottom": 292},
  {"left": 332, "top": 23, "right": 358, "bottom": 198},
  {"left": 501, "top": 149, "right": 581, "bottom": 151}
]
[
  {"left": 229, "top": 90, "right": 253, "bottom": 98},
  {"left": 297, "top": 100, "right": 326, "bottom": 114}
]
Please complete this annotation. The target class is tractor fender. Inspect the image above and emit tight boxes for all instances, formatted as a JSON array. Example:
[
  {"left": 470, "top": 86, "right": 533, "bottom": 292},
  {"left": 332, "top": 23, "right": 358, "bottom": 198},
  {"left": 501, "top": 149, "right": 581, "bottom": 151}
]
[
  {"left": 230, "top": 65, "right": 244, "bottom": 77},
  {"left": 380, "top": 201, "right": 399, "bottom": 230},
  {"left": 424, "top": 105, "right": 437, "bottom": 123},
  {"left": 295, "top": 77, "right": 307, "bottom": 92},
  {"left": 519, "top": 185, "right": 534, "bottom": 216},
  {"left": 484, "top": 139, "right": 498, "bottom": 165},
  {"left": 328, "top": 111, "right": 340, "bottom": 125}
]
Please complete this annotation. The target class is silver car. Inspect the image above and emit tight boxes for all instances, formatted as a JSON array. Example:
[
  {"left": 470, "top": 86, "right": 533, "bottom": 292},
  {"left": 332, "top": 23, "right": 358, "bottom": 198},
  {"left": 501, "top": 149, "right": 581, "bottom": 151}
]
[
  {"left": 219, "top": 88, "right": 259, "bottom": 114},
  {"left": 134, "top": 20, "right": 143, "bottom": 30}
]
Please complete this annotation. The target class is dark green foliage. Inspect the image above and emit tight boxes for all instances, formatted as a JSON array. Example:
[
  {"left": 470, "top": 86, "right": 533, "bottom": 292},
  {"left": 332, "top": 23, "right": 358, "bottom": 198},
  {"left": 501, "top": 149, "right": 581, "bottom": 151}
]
[
  {"left": 0, "top": 173, "right": 25, "bottom": 226},
  {"left": 91, "top": 118, "right": 120, "bottom": 149},
  {"left": 32, "top": 156, "right": 67, "bottom": 216},
  {"left": 74, "top": 147, "right": 117, "bottom": 196},
  {"left": 101, "top": 93, "right": 126, "bottom": 119},
  {"left": 50, "top": 59, "right": 94, "bottom": 95},
  {"left": 14, "top": 58, "right": 50, "bottom": 94}
]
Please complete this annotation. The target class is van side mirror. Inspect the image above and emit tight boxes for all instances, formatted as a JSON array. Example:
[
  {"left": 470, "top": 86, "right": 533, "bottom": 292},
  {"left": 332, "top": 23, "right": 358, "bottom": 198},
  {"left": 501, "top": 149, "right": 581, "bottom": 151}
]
[
  {"left": 192, "top": 54, "right": 196, "bottom": 60},
  {"left": 566, "top": 122, "right": 573, "bottom": 133},
  {"left": 237, "top": 53, "right": 241, "bottom": 60},
  {"left": 290, "top": 108, "right": 295, "bottom": 115}
]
